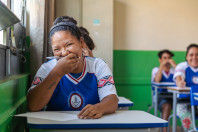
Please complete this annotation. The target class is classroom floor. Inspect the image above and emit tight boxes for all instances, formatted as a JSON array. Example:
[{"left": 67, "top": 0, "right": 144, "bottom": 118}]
[{"left": 155, "top": 126, "right": 183, "bottom": 132}]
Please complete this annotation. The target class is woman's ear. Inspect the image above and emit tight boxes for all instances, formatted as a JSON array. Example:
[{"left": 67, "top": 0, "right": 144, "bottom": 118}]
[{"left": 80, "top": 37, "right": 86, "bottom": 48}]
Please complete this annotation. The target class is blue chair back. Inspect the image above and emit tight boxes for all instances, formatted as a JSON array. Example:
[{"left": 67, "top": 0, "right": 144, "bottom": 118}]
[{"left": 190, "top": 86, "right": 198, "bottom": 106}]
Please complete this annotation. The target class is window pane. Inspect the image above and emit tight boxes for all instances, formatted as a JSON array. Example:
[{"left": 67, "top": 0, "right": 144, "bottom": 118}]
[
  {"left": 13, "top": 0, "right": 24, "bottom": 21},
  {"left": 0, "top": 31, "right": 4, "bottom": 45},
  {"left": 0, "top": 48, "right": 6, "bottom": 79},
  {"left": 1, "top": 0, "right": 7, "bottom": 5}
]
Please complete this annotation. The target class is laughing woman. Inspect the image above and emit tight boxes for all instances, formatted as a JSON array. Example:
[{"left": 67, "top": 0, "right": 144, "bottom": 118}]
[
  {"left": 27, "top": 16, "right": 118, "bottom": 119},
  {"left": 174, "top": 43, "right": 198, "bottom": 131}
]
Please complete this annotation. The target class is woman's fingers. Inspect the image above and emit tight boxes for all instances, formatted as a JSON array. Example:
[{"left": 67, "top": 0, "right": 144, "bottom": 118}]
[
  {"left": 91, "top": 113, "right": 102, "bottom": 119},
  {"left": 78, "top": 105, "right": 91, "bottom": 118},
  {"left": 77, "top": 105, "right": 100, "bottom": 119}
]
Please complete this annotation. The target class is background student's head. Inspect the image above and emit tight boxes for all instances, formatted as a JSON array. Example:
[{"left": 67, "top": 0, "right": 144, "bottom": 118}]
[
  {"left": 186, "top": 43, "right": 198, "bottom": 68},
  {"left": 79, "top": 26, "right": 95, "bottom": 51},
  {"left": 158, "top": 49, "right": 174, "bottom": 67}
]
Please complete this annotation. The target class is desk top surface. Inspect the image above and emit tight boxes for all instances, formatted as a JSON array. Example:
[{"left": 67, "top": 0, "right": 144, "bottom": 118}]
[
  {"left": 167, "top": 86, "right": 191, "bottom": 92},
  {"left": 118, "top": 96, "right": 133, "bottom": 107},
  {"left": 28, "top": 110, "right": 167, "bottom": 129},
  {"left": 152, "top": 82, "right": 176, "bottom": 87}
]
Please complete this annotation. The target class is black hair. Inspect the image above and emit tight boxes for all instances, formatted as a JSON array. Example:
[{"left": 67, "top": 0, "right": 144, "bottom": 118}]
[
  {"left": 49, "top": 16, "right": 81, "bottom": 44},
  {"left": 158, "top": 49, "right": 174, "bottom": 58},
  {"left": 79, "top": 26, "right": 95, "bottom": 51},
  {"left": 186, "top": 43, "right": 198, "bottom": 57},
  {"left": 53, "top": 16, "right": 77, "bottom": 25}
]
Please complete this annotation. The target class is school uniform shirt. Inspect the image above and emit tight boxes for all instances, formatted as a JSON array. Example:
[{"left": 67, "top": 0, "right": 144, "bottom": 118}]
[
  {"left": 173, "top": 61, "right": 198, "bottom": 98},
  {"left": 151, "top": 67, "right": 174, "bottom": 92},
  {"left": 151, "top": 67, "right": 175, "bottom": 82},
  {"left": 29, "top": 56, "right": 117, "bottom": 111}
]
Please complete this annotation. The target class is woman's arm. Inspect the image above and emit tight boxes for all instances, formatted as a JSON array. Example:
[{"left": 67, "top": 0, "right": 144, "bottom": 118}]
[
  {"left": 77, "top": 94, "right": 118, "bottom": 119},
  {"left": 27, "top": 69, "right": 62, "bottom": 112},
  {"left": 27, "top": 53, "right": 80, "bottom": 112},
  {"left": 175, "top": 76, "right": 186, "bottom": 88}
]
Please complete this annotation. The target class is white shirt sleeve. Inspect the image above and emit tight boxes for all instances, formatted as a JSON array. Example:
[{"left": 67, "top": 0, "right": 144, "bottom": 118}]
[
  {"left": 29, "top": 59, "right": 56, "bottom": 91},
  {"left": 151, "top": 67, "right": 159, "bottom": 82},
  {"left": 95, "top": 58, "right": 118, "bottom": 101},
  {"left": 173, "top": 61, "right": 188, "bottom": 81}
]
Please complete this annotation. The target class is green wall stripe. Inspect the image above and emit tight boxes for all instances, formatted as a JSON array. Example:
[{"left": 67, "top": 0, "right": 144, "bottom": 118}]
[
  {"left": 113, "top": 50, "right": 186, "bottom": 112},
  {"left": 0, "top": 97, "right": 26, "bottom": 125},
  {"left": 113, "top": 50, "right": 186, "bottom": 85},
  {"left": 0, "top": 74, "right": 29, "bottom": 131}
]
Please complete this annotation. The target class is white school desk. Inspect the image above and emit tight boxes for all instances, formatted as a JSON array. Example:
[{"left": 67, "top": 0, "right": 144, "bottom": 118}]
[
  {"left": 167, "top": 86, "right": 190, "bottom": 132},
  {"left": 118, "top": 96, "right": 133, "bottom": 110},
  {"left": 151, "top": 82, "right": 175, "bottom": 116},
  {"left": 28, "top": 110, "right": 168, "bottom": 132}
]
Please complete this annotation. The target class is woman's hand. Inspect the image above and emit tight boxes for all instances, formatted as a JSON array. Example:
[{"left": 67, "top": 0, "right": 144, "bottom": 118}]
[
  {"left": 77, "top": 95, "right": 118, "bottom": 119},
  {"left": 78, "top": 104, "right": 103, "bottom": 119},
  {"left": 176, "top": 76, "right": 186, "bottom": 88},
  {"left": 54, "top": 53, "right": 80, "bottom": 76}
]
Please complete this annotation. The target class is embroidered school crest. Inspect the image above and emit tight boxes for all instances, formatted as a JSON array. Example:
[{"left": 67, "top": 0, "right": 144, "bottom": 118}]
[
  {"left": 192, "top": 76, "right": 198, "bottom": 84},
  {"left": 70, "top": 93, "right": 83, "bottom": 109}
]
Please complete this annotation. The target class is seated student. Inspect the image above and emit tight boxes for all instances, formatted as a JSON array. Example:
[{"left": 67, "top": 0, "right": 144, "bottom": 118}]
[
  {"left": 79, "top": 26, "right": 95, "bottom": 57},
  {"left": 174, "top": 43, "right": 198, "bottom": 131},
  {"left": 27, "top": 16, "right": 118, "bottom": 119},
  {"left": 151, "top": 49, "right": 176, "bottom": 132}
]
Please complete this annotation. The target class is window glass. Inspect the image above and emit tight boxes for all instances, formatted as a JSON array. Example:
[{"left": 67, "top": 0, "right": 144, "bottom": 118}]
[
  {"left": 1, "top": 0, "right": 7, "bottom": 5},
  {"left": 0, "top": 31, "right": 3, "bottom": 45},
  {"left": 13, "top": 0, "right": 24, "bottom": 21}
]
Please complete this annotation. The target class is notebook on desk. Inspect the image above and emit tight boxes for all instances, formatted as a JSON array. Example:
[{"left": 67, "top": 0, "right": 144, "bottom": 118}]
[{"left": 167, "top": 86, "right": 191, "bottom": 91}]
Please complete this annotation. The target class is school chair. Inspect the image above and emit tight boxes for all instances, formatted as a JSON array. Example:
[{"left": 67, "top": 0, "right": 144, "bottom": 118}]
[
  {"left": 147, "top": 86, "right": 155, "bottom": 113},
  {"left": 189, "top": 86, "right": 198, "bottom": 132},
  {"left": 167, "top": 90, "right": 191, "bottom": 132},
  {"left": 167, "top": 115, "right": 184, "bottom": 132},
  {"left": 147, "top": 84, "right": 171, "bottom": 116}
]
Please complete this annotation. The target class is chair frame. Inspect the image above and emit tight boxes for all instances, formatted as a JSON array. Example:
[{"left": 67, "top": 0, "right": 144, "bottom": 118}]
[{"left": 190, "top": 86, "right": 198, "bottom": 131}]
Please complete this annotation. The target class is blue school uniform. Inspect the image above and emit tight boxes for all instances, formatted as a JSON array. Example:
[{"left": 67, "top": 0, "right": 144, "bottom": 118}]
[{"left": 30, "top": 56, "right": 117, "bottom": 111}]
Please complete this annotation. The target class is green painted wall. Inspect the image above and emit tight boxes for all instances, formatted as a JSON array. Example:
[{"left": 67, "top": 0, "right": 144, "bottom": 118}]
[
  {"left": 113, "top": 50, "right": 186, "bottom": 112},
  {"left": 0, "top": 74, "right": 29, "bottom": 131}
]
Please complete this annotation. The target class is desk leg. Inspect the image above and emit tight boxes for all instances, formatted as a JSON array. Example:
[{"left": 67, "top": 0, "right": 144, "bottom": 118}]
[
  {"left": 154, "top": 86, "right": 158, "bottom": 116},
  {"left": 172, "top": 92, "right": 177, "bottom": 132}
]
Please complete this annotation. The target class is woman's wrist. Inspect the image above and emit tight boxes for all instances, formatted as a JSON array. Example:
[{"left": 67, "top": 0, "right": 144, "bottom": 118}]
[{"left": 51, "top": 67, "right": 65, "bottom": 78}]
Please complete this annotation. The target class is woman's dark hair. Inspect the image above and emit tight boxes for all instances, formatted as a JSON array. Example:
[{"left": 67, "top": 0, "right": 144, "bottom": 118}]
[
  {"left": 53, "top": 16, "right": 77, "bottom": 25},
  {"left": 158, "top": 49, "right": 174, "bottom": 58},
  {"left": 49, "top": 16, "right": 81, "bottom": 44},
  {"left": 79, "top": 26, "right": 95, "bottom": 51},
  {"left": 186, "top": 43, "right": 198, "bottom": 57}
]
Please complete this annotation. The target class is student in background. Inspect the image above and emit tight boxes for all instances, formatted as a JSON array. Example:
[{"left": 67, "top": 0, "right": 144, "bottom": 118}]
[
  {"left": 174, "top": 44, "right": 198, "bottom": 131},
  {"left": 27, "top": 16, "right": 118, "bottom": 119},
  {"left": 79, "top": 26, "right": 95, "bottom": 57},
  {"left": 151, "top": 49, "right": 176, "bottom": 132}
]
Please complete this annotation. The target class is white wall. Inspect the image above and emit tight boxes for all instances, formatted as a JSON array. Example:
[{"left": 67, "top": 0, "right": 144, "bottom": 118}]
[
  {"left": 82, "top": 0, "right": 113, "bottom": 70},
  {"left": 114, "top": 0, "right": 198, "bottom": 51},
  {"left": 56, "top": 0, "right": 82, "bottom": 26},
  {"left": 56, "top": 0, "right": 114, "bottom": 70}
]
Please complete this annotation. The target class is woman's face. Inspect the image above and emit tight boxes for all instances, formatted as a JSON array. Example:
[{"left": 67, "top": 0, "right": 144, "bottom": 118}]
[
  {"left": 51, "top": 31, "right": 84, "bottom": 58},
  {"left": 186, "top": 47, "right": 198, "bottom": 68}
]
